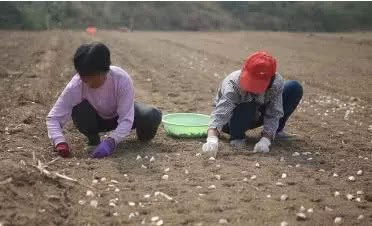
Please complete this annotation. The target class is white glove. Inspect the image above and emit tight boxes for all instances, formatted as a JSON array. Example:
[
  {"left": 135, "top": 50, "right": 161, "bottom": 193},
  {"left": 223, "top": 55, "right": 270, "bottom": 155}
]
[
  {"left": 202, "top": 136, "right": 218, "bottom": 157},
  {"left": 253, "top": 137, "right": 271, "bottom": 153}
]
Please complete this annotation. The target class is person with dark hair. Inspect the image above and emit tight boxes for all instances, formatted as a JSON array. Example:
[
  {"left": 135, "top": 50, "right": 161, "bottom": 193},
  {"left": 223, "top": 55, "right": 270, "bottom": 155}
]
[
  {"left": 202, "top": 51, "right": 303, "bottom": 157},
  {"left": 47, "top": 42, "right": 162, "bottom": 158}
]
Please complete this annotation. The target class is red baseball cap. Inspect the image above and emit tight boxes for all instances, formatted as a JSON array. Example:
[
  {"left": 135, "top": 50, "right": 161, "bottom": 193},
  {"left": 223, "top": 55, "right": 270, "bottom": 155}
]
[{"left": 239, "top": 51, "right": 277, "bottom": 94}]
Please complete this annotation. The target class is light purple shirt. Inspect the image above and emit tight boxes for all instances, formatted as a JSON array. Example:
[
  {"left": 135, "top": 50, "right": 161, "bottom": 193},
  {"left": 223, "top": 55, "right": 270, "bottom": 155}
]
[{"left": 46, "top": 66, "right": 135, "bottom": 146}]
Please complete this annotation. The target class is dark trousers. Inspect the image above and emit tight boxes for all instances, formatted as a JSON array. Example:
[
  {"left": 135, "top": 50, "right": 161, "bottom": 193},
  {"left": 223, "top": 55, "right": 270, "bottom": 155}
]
[
  {"left": 71, "top": 100, "right": 162, "bottom": 145},
  {"left": 223, "top": 80, "right": 303, "bottom": 140}
]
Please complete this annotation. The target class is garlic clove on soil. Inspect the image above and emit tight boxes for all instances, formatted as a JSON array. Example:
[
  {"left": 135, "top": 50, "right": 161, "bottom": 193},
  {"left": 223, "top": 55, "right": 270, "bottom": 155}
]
[
  {"left": 86, "top": 190, "right": 94, "bottom": 197},
  {"left": 151, "top": 216, "right": 160, "bottom": 222},
  {"left": 334, "top": 217, "right": 343, "bottom": 224},
  {"left": 90, "top": 200, "right": 98, "bottom": 208},
  {"left": 280, "top": 194, "right": 288, "bottom": 201},
  {"left": 280, "top": 221, "right": 288, "bottom": 226},
  {"left": 296, "top": 212, "right": 307, "bottom": 221}
]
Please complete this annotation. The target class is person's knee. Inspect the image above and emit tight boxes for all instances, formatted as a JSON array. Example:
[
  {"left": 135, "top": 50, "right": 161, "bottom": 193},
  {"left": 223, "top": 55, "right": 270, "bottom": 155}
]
[
  {"left": 140, "top": 107, "right": 162, "bottom": 126},
  {"left": 287, "top": 80, "right": 303, "bottom": 99}
]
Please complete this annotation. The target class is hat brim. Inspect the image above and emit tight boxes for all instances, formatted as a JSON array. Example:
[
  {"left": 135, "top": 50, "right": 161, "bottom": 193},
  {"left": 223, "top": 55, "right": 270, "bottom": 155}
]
[{"left": 239, "top": 70, "right": 271, "bottom": 94}]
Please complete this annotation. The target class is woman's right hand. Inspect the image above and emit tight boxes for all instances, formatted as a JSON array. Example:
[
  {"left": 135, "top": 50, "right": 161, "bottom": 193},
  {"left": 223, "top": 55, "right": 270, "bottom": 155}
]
[{"left": 55, "top": 142, "right": 70, "bottom": 157}]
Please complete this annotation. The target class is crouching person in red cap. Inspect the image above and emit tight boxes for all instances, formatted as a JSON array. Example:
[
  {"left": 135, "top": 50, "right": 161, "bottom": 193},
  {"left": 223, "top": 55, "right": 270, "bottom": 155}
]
[
  {"left": 47, "top": 42, "right": 162, "bottom": 158},
  {"left": 202, "top": 51, "right": 303, "bottom": 157}
]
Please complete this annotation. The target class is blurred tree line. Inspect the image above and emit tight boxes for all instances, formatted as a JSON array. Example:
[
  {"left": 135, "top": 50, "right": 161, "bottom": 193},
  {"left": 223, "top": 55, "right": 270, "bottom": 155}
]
[{"left": 1, "top": 1, "right": 372, "bottom": 32}]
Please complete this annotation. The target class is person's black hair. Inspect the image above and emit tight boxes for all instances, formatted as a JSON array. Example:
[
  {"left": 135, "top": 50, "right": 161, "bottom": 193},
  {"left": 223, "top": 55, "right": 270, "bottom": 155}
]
[{"left": 73, "top": 42, "right": 111, "bottom": 76}]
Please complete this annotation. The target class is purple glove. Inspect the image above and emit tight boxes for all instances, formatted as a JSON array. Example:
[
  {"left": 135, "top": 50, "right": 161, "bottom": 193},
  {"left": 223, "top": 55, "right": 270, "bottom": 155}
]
[{"left": 91, "top": 138, "right": 116, "bottom": 158}]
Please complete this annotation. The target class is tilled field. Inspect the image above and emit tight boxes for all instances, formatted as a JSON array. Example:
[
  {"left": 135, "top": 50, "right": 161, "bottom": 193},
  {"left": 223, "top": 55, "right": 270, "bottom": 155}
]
[{"left": 0, "top": 30, "right": 371, "bottom": 226}]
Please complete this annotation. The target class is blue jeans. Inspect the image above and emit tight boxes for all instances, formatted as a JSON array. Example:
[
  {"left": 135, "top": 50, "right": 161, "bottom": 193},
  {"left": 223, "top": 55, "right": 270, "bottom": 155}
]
[{"left": 222, "top": 80, "right": 303, "bottom": 140}]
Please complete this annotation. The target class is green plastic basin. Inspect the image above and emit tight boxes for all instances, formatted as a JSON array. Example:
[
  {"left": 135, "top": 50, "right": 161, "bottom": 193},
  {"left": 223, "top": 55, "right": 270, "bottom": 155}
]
[{"left": 162, "top": 113, "right": 210, "bottom": 138}]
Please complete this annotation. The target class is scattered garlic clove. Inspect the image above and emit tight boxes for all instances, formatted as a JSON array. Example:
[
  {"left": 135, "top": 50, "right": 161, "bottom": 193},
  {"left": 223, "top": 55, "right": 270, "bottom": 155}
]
[
  {"left": 111, "top": 180, "right": 118, "bottom": 184},
  {"left": 276, "top": 182, "right": 284, "bottom": 186},
  {"left": 266, "top": 194, "right": 271, "bottom": 198},
  {"left": 113, "top": 212, "right": 118, "bottom": 216},
  {"left": 162, "top": 175, "right": 169, "bottom": 180},
  {"left": 280, "top": 157, "right": 285, "bottom": 162},
  {"left": 86, "top": 190, "right": 94, "bottom": 197},
  {"left": 307, "top": 208, "right": 314, "bottom": 213},
  {"left": 144, "top": 194, "right": 151, "bottom": 198},
  {"left": 295, "top": 164, "right": 301, "bottom": 168},
  {"left": 156, "top": 220, "right": 164, "bottom": 226},
  {"left": 128, "top": 202, "right": 135, "bottom": 206},
  {"left": 164, "top": 168, "right": 170, "bottom": 172},
  {"left": 334, "top": 217, "right": 343, "bottom": 224},
  {"left": 243, "top": 177, "right": 248, "bottom": 182},
  {"left": 218, "top": 219, "right": 228, "bottom": 224},
  {"left": 115, "top": 188, "right": 120, "bottom": 192},
  {"left": 299, "top": 206, "right": 306, "bottom": 212},
  {"left": 141, "top": 165, "right": 147, "bottom": 169},
  {"left": 78, "top": 200, "right": 86, "bottom": 205},
  {"left": 346, "top": 193, "right": 354, "bottom": 200},
  {"left": 255, "top": 162, "right": 260, "bottom": 168},
  {"left": 92, "top": 179, "right": 98, "bottom": 184},
  {"left": 90, "top": 200, "right": 98, "bottom": 208},
  {"left": 280, "top": 221, "right": 288, "bottom": 226},
  {"left": 356, "top": 190, "right": 364, "bottom": 195},
  {"left": 348, "top": 176, "right": 356, "bottom": 181},
  {"left": 333, "top": 173, "right": 339, "bottom": 177},
  {"left": 292, "top": 152, "right": 300, "bottom": 156},
  {"left": 281, "top": 173, "right": 287, "bottom": 179},
  {"left": 209, "top": 157, "right": 216, "bottom": 161},
  {"left": 101, "top": 177, "right": 107, "bottom": 182},
  {"left": 215, "top": 175, "right": 221, "bottom": 180},
  {"left": 334, "top": 191, "right": 340, "bottom": 197},
  {"left": 208, "top": 185, "right": 216, "bottom": 189},
  {"left": 296, "top": 212, "right": 307, "bottom": 221},
  {"left": 109, "top": 202, "right": 116, "bottom": 207},
  {"left": 136, "top": 155, "right": 142, "bottom": 160},
  {"left": 195, "top": 153, "right": 201, "bottom": 157},
  {"left": 357, "top": 170, "right": 363, "bottom": 176},
  {"left": 151, "top": 216, "right": 160, "bottom": 222},
  {"left": 129, "top": 212, "right": 136, "bottom": 219},
  {"left": 150, "top": 156, "right": 155, "bottom": 162},
  {"left": 280, "top": 194, "right": 288, "bottom": 201},
  {"left": 357, "top": 215, "right": 364, "bottom": 220},
  {"left": 325, "top": 206, "right": 333, "bottom": 212},
  {"left": 185, "top": 169, "right": 189, "bottom": 174},
  {"left": 355, "top": 197, "right": 361, "bottom": 202}
]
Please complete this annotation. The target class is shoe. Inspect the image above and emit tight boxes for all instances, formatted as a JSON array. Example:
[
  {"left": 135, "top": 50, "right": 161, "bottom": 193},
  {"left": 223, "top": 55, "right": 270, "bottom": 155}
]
[
  {"left": 276, "top": 131, "right": 298, "bottom": 141},
  {"left": 230, "top": 139, "right": 246, "bottom": 148}
]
